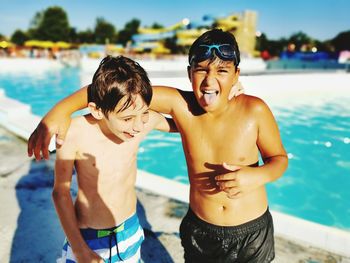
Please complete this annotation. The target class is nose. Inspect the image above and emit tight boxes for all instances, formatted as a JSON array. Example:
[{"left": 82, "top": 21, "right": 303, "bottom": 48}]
[
  {"left": 132, "top": 118, "right": 144, "bottom": 132},
  {"left": 203, "top": 71, "right": 216, "bottom": 86}
]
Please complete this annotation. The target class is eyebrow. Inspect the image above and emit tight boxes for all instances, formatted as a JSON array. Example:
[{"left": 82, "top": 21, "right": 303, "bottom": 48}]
[{"left": 119, "top": 109, "right": 149, "bottom": 118}]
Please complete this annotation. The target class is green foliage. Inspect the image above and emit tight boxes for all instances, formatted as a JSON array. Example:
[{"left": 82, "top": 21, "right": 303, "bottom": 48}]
[
  {"left": 30, "top": 6, "right": 70, "bottom": 41},
  {"left": 151, "top": 22, "right": 164, "bottom": 29},
  {"left": 288, "top": 31, "right": 312, "bottom": 51},
  {"left": 77, "top": 29, "right": 95, "bottom": 44},
  {"left": 94, "top": 17, "right": 116, "bottom": 44},
  {"left": 331, "top": 31, "right": 350, "bottom": 52},
  {"left": 164, "top": 36, "right": 186, "bottom": 54},
  {"left": 30, "top": 11, "right": 43, "bottom": 30},
  {"left": 256, "top": 33, "right": 288, "bottom": 57},
  {"left": 68, "top": 27, "right": 78, "bottom": 43},
  {"left": 11, "top": 30, "right": 29, "bottom": 45},
  {"left": 117, "top": 19, "right": 140, "bottom": 46}
]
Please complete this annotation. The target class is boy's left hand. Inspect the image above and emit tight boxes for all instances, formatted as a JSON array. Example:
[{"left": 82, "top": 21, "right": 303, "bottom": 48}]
[
  {"left": 228, "top": 81, "right": 244, "bottom": 100},
  {"left": 215, "top": 162, "right": 260, "bottom": 199}
]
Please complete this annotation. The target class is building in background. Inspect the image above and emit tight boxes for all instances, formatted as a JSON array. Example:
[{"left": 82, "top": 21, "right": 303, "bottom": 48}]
[{"left": 131, "top": 10, "right": 258, "bottom": 57}]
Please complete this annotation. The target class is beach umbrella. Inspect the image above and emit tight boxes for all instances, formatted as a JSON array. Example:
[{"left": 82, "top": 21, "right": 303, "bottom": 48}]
[
  {"left": 40, "top": 41, "right": 54, "bottom": 48},
  {"left": 54, "top": 41, "right": 71, "bottom": 49},
  {"left": 24, "top": 40, "right": 54, "bottom": 48},
  {"left": 24, "top": 40, "right": 41, "bottom": 47},
  {"left": 0, "top": 41, "right": 14, "bottom": 48}
]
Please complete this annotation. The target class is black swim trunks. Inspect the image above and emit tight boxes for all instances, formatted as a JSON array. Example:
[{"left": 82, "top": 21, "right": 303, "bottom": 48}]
[{"left": 179, "top": 208, "right": 275, "bottom": 263}]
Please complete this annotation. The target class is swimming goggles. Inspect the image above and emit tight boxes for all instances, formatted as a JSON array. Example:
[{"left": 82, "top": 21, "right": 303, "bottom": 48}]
[{"left": 190, "top": 44, "right": 238, "bottom": 65}]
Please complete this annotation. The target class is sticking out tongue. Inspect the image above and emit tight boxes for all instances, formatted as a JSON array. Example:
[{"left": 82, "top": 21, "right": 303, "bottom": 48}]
[{"left": 203, "top": 92, "right": 217, "bottom": 105}]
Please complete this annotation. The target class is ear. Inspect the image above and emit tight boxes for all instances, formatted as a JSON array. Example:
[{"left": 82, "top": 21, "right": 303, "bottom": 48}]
[
  {"left": 235, "top": 67, "right": 240, "bottom": 78},
  {"left": 88, "top": 102, "right": 104, "bottom": 120},
  {"left": 187, "top": 65, "right": 192, "bottom": 82}
]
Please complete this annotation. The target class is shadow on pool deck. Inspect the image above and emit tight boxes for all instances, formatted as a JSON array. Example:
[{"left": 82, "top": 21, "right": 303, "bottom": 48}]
[{"left": 9, "top": 158, "right": 178, "bottom": 262}]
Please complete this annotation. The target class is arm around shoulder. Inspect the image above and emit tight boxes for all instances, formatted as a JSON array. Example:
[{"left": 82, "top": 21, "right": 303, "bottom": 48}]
[
  {"left": 27, "top": 86, "right": 89, "bottom": 161},
  {"left": 151, "top": 86, "right": 183, "bottom": 115},
  {"left": 148, "top": 110, "right": 178, "bottom": 133}
]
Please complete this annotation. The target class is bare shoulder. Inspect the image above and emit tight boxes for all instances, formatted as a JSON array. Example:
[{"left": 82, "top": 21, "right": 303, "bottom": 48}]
[
  {"left": 236, "top": 94, "right": 271, "bottom": 115},
  {"left": 66, "top": 114, "right": 96, "bottom": 143}
]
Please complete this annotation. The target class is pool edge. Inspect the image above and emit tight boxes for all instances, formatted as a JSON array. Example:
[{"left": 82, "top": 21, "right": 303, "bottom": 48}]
[{"left": 136, "top": 169, "right": 350, "bottom": 258}]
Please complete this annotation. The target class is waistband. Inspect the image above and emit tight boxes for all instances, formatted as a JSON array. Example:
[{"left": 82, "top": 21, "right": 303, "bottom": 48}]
[
  {"left": 185, "top": 207, "right": 271, "bottom": 238},
  {"left": 80, "top": 213, "right": 139, "bottom": 240}
]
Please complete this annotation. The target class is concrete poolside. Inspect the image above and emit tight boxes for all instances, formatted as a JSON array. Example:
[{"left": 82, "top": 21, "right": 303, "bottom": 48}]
[{"left": 0, "top": 127, "right": 350, "bottom": 263}]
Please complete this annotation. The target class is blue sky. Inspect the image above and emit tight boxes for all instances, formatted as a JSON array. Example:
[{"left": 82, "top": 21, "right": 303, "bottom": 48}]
[{"left": 0, "top": 0, "right": 349, "bottom": 40}]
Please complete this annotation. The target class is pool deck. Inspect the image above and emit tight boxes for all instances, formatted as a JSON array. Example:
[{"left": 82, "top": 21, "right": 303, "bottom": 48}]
[{"left": 1, "top": 58, "right": 350, "bottom": 262}]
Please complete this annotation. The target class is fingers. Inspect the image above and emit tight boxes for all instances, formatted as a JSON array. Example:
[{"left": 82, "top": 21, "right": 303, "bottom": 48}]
[
  {"left": 235, "top": 82, "right": 245, "bottom": 96},
  {"left": 216, "top": 180, "right": 238, "bottom": 189},
  {"left": 223, "top": 162, "right": 241, "bottom": 172},
  {"left": 41, "top": 130, "right": 52, "bottom": 160},
  {"left": 27, "top": 129, "right": 37, "bottom": 157},
  {"left": 218, "top": 185, "right": 242, "bottom": 199},
  {"left": 55, "top": 124, "right": 68, "bottom": 148},
  {"left": 228, "top": 85, "right": 236, "bottom": 100},
  {"left": 33, "top": 129, "right": 45, "bottom": 161},
  {"left": 28, "top": 122, "right": 53, "bottom": 161},
  {"left": 228, "top": 82, "right": 245, "bottom": 100},
  {"left": 227, "top": 191, "right": 243, "bottom": 199}
]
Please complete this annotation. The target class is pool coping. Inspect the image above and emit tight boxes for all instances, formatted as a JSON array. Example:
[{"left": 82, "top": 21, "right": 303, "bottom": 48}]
[{"left": 136, "top": 169, "right": 350, "bottom": 257}]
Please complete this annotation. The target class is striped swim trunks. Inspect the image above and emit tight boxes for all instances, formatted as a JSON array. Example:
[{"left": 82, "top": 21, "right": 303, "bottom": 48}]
[{"left": 58, "top": 213, "right": 144, "bottom": 263}]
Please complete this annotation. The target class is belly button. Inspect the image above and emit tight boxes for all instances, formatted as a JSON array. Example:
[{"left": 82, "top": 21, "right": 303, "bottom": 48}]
[{"left": 221, "top": 206, "right": 226, "bottom": 211}]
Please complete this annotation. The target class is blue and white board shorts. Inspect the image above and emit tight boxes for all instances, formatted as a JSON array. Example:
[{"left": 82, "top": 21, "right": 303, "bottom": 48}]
[{"left": 57, "top": 213, "right": 144, "bottom": 263}]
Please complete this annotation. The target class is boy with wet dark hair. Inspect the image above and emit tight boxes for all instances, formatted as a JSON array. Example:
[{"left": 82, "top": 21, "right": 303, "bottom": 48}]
[
  {"left": 53, "top": 55, "right": 175, "bottom": 263},
  {"left": 29, "top": 29, "right": 288, "bottom": 262}
]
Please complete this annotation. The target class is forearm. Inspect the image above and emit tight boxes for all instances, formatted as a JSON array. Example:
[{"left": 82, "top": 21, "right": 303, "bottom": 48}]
[
  {"left": 46, "top": 86, "right": 88, "bottom": 118},
  {"left": 52, "top": 191, "right": 89, "bottom": 254},
  {"left": 258, "top": 155, "right": 288, "bottom": 184}
]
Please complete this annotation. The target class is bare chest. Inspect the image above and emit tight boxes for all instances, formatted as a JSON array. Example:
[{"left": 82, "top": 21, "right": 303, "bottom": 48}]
[
  {"left": 179, "top": 113, "right": 258, "bottom": 166},
  {"left": 75, "top": 139, "right": 139, "bottom": 184}
]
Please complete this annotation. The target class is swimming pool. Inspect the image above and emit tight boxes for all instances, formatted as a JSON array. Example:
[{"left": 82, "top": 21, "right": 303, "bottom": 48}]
[{"left": 1, "top": 65, "right": 349, "bottom": 231}]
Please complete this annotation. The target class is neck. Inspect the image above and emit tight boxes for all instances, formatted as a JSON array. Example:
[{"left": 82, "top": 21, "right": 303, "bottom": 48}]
[{"left": 98, "top": 119, "right": 124, "bottom": 144}]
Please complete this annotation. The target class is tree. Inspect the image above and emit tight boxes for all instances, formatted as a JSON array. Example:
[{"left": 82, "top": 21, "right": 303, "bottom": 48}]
[
  {"left": 151, "top": 22, "right": 164, "bottom": 29},
  {"left": 29, "top": 11, "right": 43, "bottom": 30},
  {"left": 94, "top": 18, "right": 116, "bottom": 44},
  {"left": 11, "top": 30, "right": 29, "bottom": 45},
  {"left": 117, "top": 18, "right": 140, "bottom": 46},
  {"left": 331, "top": 30, "right": 350, "bottom": 52},
  {"left": 288, "top": 31, "right": 312, "bottom": 51},
  {"left": 77, "top": 29, "right": 95, "bottom": 44},
  {"left": 31, "top": 6, "right": 70, "bottom": 41},
  {"left": 255, "top": 33, "right": 269, "bottom": 52}
]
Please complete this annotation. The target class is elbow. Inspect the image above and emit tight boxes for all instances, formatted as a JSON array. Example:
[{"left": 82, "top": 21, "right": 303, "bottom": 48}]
[
  {"left": 52, "top": 187, "right": 70, "bottom": 203},
  {"left": 278, "top": 154, "right": 289, "bottom": 179}
]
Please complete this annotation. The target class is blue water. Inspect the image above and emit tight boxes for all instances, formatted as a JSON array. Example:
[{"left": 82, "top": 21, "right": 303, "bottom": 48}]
[{"left": 1, "top": 67, "right": 349, "bottom": 231}]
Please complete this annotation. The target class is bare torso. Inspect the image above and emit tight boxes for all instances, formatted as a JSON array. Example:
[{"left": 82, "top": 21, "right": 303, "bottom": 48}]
[
  {"left": 71, "top": 115, "right": 147, "bottom": 229},
  {"left": 173, "top": 92, "right": 268, "bottom": 225}
]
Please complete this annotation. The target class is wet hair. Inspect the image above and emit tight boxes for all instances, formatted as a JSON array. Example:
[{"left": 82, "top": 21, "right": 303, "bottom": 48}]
[
  {"left": 88, "top": 55, "right": 152, "bottom": 117},
  {"left": 188, "top": 29, "right": 240, "bottom": 67}
]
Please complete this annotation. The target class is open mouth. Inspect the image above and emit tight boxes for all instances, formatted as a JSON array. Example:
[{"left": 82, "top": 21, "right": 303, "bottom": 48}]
[{"left": 202, "top": 89, "right": 219, "bottom": 106}]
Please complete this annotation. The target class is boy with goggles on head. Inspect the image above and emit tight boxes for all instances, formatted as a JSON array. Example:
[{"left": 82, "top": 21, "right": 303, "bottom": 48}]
[{"left": 28, "top": 29, "right": 288, "bottom": 262}]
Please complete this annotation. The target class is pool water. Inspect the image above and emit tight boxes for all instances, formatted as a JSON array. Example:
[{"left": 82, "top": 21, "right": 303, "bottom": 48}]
[{"left": 1, "top": 67, "right": 349, "bottom": 231}]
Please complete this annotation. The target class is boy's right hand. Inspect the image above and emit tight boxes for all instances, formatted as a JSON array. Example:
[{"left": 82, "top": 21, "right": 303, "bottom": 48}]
[{"left": 27, "top": 112, "right": 71, "bottom": 161}]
